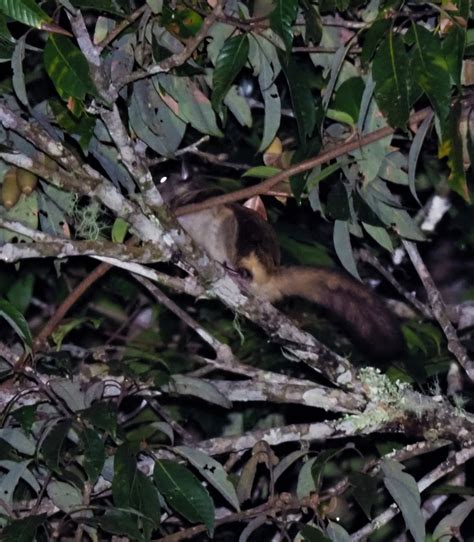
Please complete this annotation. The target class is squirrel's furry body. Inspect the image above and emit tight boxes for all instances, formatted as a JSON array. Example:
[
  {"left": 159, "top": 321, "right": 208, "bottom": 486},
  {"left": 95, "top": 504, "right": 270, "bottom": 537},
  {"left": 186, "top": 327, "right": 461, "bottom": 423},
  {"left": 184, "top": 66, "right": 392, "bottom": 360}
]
[{"left": 161, "top": 177, "right": 405, "bottom": 360}]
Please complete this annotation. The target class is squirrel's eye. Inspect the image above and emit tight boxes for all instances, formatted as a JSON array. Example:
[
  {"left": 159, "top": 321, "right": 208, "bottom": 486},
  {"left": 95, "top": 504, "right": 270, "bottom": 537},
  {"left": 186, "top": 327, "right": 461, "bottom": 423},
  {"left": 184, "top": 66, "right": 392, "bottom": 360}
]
[{"left": 237, "top": 267, "right": 253, "bottom": 280}]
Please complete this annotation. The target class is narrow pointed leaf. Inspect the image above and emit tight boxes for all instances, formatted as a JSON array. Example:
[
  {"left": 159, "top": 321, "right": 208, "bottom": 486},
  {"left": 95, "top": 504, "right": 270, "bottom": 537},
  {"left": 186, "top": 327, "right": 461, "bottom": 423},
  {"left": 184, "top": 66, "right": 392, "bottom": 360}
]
[
  {"left": 44, "top": 34, "right": 97, "bottom": 101},
  {"left": 154, "top": 459, "right": 214, "bottom": 536},
  {"left": 269, "top": 0, "right": 298, "bottom": 55},
  {"left": 212, "top": 34, "right": 249, "bottom": 111},
  {"left": 373, "top": 32, "right": 409, "bottom": 128}
]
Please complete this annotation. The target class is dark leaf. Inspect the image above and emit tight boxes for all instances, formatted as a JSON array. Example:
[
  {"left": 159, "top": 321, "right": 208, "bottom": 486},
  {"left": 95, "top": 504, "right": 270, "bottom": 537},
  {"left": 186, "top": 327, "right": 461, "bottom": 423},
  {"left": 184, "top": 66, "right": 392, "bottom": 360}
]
[
  {"left": 41, "top": 420, "right": 72, "bottom": 472},
  {"left": 0, "top": 514, "right": 47, "bottom": 542},
  {"left": 0, "top": 297, "right": 33, "bottom": 351},
  {"left": 361, "top": 19, "right": 391, "bottom": 67},
  {"left": 282, "top": 59, "right": 317, "bottom": 144},
  {"left": 0, "top": 0, "right": 51, "bottom": 29},
  {"left": 439, "top": 103, "right": 470, "bottom": 202},
  {"left": 212, "top": 35, "right": 249, "bottom": 112},
  {"left": 373, "top": 32, "right": 409, "bottom": 128},
  {"left": 154, "top": 459, "right": 215, "bottom": 536},
  {"left": 269, "top": 0, "right": 298, "bottom": 56},
  {"left": 81, "top": 427, "right": 105, "bottom": 484},
  {"left": 349, "top": 472, "right": 378, "bottom": 519},
  {"left": 409, "top": 24, "right": 451, "bottom": 126},
  {"left": 44, "top": 35, "right": 97, "bottom": 101}
]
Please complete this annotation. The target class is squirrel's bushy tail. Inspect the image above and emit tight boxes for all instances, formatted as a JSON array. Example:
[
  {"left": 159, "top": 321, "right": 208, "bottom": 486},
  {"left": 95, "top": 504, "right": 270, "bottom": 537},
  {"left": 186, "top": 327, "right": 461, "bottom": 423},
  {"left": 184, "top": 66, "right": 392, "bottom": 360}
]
[{"left": 269, "top": 267, "right": 405, "bottom": 360}]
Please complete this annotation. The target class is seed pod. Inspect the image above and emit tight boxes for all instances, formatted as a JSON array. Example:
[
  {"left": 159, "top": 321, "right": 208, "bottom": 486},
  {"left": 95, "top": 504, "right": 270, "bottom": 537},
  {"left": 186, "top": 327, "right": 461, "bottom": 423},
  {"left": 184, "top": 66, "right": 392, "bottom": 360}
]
[
  {"left": 17, "top": 168, "right": 38, "bottom": 194},
  {"left": 1, "top": 168, "right": 21, "bottom": 209}
]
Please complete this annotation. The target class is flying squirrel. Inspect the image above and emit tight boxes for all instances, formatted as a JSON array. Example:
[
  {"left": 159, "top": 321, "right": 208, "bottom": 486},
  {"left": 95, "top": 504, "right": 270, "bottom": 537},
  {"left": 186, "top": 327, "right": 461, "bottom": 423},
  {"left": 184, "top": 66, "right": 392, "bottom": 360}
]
[{"left": 160, "top": 176, "right": 405, "bottom": 360}]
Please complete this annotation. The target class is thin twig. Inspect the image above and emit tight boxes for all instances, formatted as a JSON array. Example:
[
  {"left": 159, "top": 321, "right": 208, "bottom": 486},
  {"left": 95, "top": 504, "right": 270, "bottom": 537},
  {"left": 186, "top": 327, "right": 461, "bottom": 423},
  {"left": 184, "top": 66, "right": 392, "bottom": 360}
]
[
  {"left": 132, "top": 273, "right": 239, "bottom": 368},
  {"left": 357, "top": 248, "right": 432, "bottom": 319},
  {"left": 403, "top": 240, "right": 474, "bottom": 382},
  {"left": 175, "top": 108, "right": 432, "bottom": 217},
  {"left": 119, "top": 0, "right": 225, "bottom": 88},
  {"left": 97, "top": 4, "right": 149, "bottom": 51}
]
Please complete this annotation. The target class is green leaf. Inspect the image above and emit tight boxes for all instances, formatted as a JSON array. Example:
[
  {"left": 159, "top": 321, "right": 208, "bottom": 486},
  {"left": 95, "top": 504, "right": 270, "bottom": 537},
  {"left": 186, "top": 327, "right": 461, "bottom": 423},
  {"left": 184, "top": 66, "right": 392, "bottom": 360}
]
[
  {"left": 0, "top": 0, "right": 51, "bottom": 29},
  {"left": 49, "top": 99, "right": 96, "bottom": 149},
  {"left": 332, "top": 77, "right": 365, "bottom": 124},
  {"left": 175, "top": 446, "right": 240, "bottom": 511},
  {"left": 363, "top": 223, "right": 393, "bottom": 252},
  {"left": 0, "top": 514, "right": 47, "bottom": 542},
  {"left": 51, "top": 317, "right": 101, "bottom": 350},
  {"left": 310, "top": 450, "right": 339, "bottom": 493},
  {"left": 156, "top": 74, "right": 223, "bottom": 137},
  {"left": 6, "top": 272, "right": 34, "bottom": 314},
  {"left": 327, "top": 181, "right": 350, "bottom": 221},
  {"left": 382, "top": 460, "right": 425, "bottom": 542},
  {"left": 47, "top": 481, "right": 82, "bottom": 513},
  {"left": 170, "top": 375, "right": 232, "bottom": 408},
  {"left": 212, "top": 34, "right": 249, "bottom": 111},
  {"left": 408, "top": 112, "right": 433, "bottom": 202},
  {"left": 282, "top": 58, "right": 317, "bottom": 143},
  {"left": 81, "top": 427, "right": 105, "bottom": 484},
  {"left": 409, "top": 24, "right": 451, "bottom": 126},
  {"left": 248, "top": 33, "right": 281, "bottom": 151},
  {"left": 300, "top": 524, "right": 331, "bottom": 542},
  {"left": 297, "top": 456, "right": 318, "bottom": 498},
  {"left": 373, "top": 32, "right": 409, "bottom": 128},
  {"left": 0, "top": 428, "right": 36, "bottom": 455},
  {"left": 326, "top": 521, "right": 351, "bottom": 542},
  {"left": 361, "top": 19, "right": 391, "bottom": 67},
  {"left": 304, "top": 4, "right": 322, "bottom": 44},
  {"left": 81, "top": 402, "right": 117, "bottom": 436},
  {"left": 0, "top": 460, "right": 34, "bottom": 507},
  {"left": 44, "top": 34, "right": 97, "bottom": 101},
  {"left": 112, "top": 443, "right": 138, "bottom": 508},
  {"left": 111, "top": 217, "right": 128, "bottom": 243},
  {"left": 242, "top": 166, "right": 281, "bottom": 178},
  {"left": 349, "top": 472, "right": 378, "bottom": 519},
  {"left": 11, "top": 36, "right": 28, "bottom": 106},
  {"left": 95, "top": 511, "right": 144, "bottom": 541},
  {"left": 41, "top": 420, "right": 72, "bottom": 472},
  {"left": 333, "top": 220, "right": 360, "bottom": 280},
  {"left": 439, "top": 103, "right": 470, "bottom": 202},
  {"left": 130, "top": 471, "right": 161, "bottom": 528},
  {"left": 269, "top": 0, "right": 298, "bottom": 55},
  {"left": 442, "top": 24, "right": 465, "bottom": 89},
  {"left": 154, "top": 459, "right": 215, "bottom": 536},
  {"left": 11, "top": 405, "right": 37, "bottom": 432},
  {"left": 432, "top": 496, "right": 474, "bottom": 541},
  {"left": 0, "top": 297, "right": 33, "bottom": 350}
]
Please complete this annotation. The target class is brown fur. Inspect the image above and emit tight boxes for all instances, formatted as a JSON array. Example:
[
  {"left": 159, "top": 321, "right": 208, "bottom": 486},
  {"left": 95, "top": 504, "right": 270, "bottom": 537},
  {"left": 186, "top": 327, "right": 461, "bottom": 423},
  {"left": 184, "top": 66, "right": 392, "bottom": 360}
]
[{"left": 162, "top": 177, "right": 405, "bottom": 360}]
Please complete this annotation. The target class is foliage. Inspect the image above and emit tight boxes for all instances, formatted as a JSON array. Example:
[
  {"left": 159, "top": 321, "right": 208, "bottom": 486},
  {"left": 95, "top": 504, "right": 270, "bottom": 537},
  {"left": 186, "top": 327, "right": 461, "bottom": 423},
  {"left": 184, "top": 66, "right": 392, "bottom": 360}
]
[{"left": 0, "top": 0, "right": 473, "bottom": 541}]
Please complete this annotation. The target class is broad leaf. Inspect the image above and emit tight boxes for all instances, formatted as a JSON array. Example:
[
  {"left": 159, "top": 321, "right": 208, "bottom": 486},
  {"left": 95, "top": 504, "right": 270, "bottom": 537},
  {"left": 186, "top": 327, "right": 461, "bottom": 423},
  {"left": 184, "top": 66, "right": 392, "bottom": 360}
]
[
  {"left": 0, "top": 0, "right": 50, "bottom": 29},
  {"left": 0, "top": 515, "right": 47, "bottom": 542},
  {"left": 333, "top": 220, "right": 360, "bottom": 280},
  {"left": 382, "top": 460, "right": 425, "bottom": 542},
  {"left": 154, "top": 459, "right": 215, "bottom": 536},
  {"left": 409, "top": 24, "right": 451, "bottom": 126},
  {"left": 175, "top": 446, "right": 240, "bottom": 511},
  {"left": 212, "top": 34, "right": 249, "bottom": 111},
  {"left": 44, "top": 35, "right": 97, "bottom": 101},
  {"left": 269, "top": 0, "right": 298, "bottom": 55},
  {"left": 282, "top": 58, "right": 317, "bottom": 143},
  {"left": 373, "top": 32, "right": 409, "bottom": 128},
  {"left": 41, "top": 420, "right": 72, "bottom": 472},
  {"left": 81, "top": 427, "right": 105, "bottom": 484},
  {"left": 0, "top": 297, "right": 33, "bottom": 350}
]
